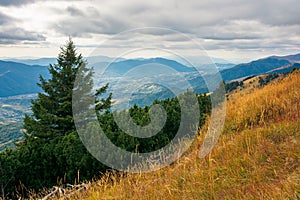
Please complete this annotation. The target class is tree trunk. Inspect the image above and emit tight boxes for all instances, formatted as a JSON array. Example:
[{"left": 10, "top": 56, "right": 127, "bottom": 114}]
[{"left": 1, "top": 184, "right": 5, "bottom": 200}]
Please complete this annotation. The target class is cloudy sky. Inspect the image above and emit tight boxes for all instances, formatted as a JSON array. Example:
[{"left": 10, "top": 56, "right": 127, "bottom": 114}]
[{"left": 0, "top": 0, "right": 299, "bottom": 62}]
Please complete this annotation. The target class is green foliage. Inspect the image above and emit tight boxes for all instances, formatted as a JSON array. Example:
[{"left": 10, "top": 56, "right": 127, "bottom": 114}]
[
  {"left": 258, "top": 73, "right": 279, "bottom": 87},
  {"left": 0, "top": 123, "right": 23, "bottom": 151},
  {"left": 100, "top": 93, "right": 211, "bottom": 154},
  {"left": 0, "top": 39, "right": 212, "bottom": 199},
  {"left": 23, "top": 38, "right": 87, "bottom": 138},
  {"left": 0, "top": 38, "right": 111, "bottom": 199},
  {"left": 211, "top": 81, "right": 226, "bottom": 106},
  {"left": 0, "top": 149, "right": 20, "bottom": 199},
  {"left": 225, "top": 80, "right": 244, "bottom": 92},
  {"left": 11, "top": 132, "right": 104, "bottom": 193}
]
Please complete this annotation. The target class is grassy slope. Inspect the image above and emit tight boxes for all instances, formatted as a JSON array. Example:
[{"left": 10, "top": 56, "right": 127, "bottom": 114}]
[
  {"left": 227, "top": 73, "right": 284, "bottom": 97},
  {"left": 54, "top": 70, "right": 299, "bottom": 199}
]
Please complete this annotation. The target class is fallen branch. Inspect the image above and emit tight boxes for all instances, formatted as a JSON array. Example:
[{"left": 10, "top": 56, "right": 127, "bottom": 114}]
[{"left": 40, "top": 182, "right": 90, "bottom": 200}]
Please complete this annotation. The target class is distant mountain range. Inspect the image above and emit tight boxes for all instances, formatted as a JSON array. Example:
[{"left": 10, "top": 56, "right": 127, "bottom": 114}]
[
  {"left": 221, "top": 53, "right": 300, "bottom": 81},
  {"left": 3, "top": 58, "right": 57, "bottom": 66},
  {"left": 0, "top": 61, "right": 49, "bottom": 97},
  {"left": 94, "top": 57, "right": 197, "bottom": 76},
  {"left": 0, "top": 53, "right": 300, "bottom": 98},
  {"left": 2, "top": 55, "right": 124, "bottom": 66}
]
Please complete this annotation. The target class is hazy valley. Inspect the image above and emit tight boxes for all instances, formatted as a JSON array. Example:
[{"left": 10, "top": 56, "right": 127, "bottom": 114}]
[{"left": 1, "top": 53, "right": 300, "bottom": 150}]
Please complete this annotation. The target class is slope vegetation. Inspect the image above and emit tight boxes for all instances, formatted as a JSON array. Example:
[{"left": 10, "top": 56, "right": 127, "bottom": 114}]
[{"left": 44, "top": 70, "right": 299, "bottom": 200}]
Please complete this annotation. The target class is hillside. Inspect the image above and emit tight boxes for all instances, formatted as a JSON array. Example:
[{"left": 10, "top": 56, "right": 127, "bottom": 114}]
[
  {"left": 47, "top": 69, "right": 300, "bottom": 199},
  {"left": 221, "top": 53, "right": 300, "bottom": 81},
  {"left": 0, "top": 61, "right": 49, "bottom": 97},
  {"left": 225, "top": 73, "right": 284, "bottom": 96}
]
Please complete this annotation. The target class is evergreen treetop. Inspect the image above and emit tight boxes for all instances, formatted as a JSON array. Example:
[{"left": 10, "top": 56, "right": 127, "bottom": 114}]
[{"left": 24, "top": 38, "right": 110, "bottom": 138}]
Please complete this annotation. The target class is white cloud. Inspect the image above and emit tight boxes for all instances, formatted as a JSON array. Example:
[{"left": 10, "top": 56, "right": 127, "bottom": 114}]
[{"left": 0, "top": 0, "right": 299, "bottom": 61}]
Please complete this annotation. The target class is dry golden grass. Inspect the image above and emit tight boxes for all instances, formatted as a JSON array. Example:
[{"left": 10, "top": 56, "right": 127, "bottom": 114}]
[
  {"left": 227, "top": 74, "right": 284, "bottom": 96},
  {"left": 49, "top": 70, "right": 300, "bottom": 200},
  {"left": 225, "top": 70, "right": 300, "bottom": 132}
]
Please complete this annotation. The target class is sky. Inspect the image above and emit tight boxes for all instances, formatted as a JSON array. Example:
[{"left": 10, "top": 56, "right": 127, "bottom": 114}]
[{"left": 0, "top": 0, "right": 299, "bottom": 63}]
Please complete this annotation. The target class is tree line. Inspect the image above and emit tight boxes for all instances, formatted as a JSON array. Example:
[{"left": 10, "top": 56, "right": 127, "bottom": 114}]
[{"left": 0, "top": 39, "right": 211, "bottom": 199}]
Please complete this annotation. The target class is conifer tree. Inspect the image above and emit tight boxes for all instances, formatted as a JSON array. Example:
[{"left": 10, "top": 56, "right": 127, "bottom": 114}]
[{"left": 24, "top": 38, "right": 111, "bottom": 138}]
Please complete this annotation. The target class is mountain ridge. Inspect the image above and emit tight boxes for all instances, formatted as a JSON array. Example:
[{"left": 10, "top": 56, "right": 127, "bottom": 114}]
[
  {"left": 1, "top": 53, "right": 300, "bottom": 97},
  {"left": 0, "top": 60, "right": 49, "bottom": 97},
  {"left": 221, "top": 53, "right": 300, "bottom": 81}
]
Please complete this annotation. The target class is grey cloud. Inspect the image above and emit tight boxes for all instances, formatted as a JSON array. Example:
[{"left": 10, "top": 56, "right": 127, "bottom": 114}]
[
  {"left": 86, "top": 7, "right": 100, "bottom": 18},
  {"left": 0, "top": 0, "right": 87, "bottom": 7},
  {"left": 26, "top": 0, "right": 300, "bottom": 54},
  {"left": 53, "top": 6, "right": 128, "bottom": 37},
  {"left": 203, "top": 36, "right": 261, "bottom": 41},
  {"left": 0, "top": 0, "right": 36, "bottom": 7},
  {"left": 67, "top": 6, "right": 85, "bottom": 17},
  {"left": 0, "top": 27, "right": 46, "bottom": 44},
  {"left": 135, "top": 28, "right": 178, "bottom": 36},
  {"left": 202, "top": 34, "right": 299, "bottom": 51},
  {"left": 249, "top": 0, "right": 300, "bottom": 26},
  {"left": 0, "top": 12, "right": 13, "bottom": 25},
  {"left": 54, "top": 21, "right": 124, "bottom": 37},
  {"left": 136, "top": 0, "right": 299, "bottom": 30},
  {"left": 0, "top": 10, "right": 46, "bottom": 44}
]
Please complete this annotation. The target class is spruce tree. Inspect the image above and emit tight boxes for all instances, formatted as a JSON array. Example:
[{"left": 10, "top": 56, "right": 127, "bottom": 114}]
[{"left": 24, "top": 38, "right": 111, "bottom": 138}]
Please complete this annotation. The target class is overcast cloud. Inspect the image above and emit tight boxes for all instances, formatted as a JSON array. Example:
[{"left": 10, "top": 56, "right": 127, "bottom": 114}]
[
  {"left": 0, "top": 11, "right": 46, "bottom": 44},
  {"left": 0, "top": 12, "right": 13, "bottom": 25},
  {"left": 0, "top": 0, "right": 299, "bottom": 61},
  {"left": 0, "top": 0, "right": 37, "bottom": 7}
]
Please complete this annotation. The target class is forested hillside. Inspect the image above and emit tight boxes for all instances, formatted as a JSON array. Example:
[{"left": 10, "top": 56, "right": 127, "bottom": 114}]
[
  {"left": 0, "top": 39, "right": 212, "bottom": 199},
  {"left": 1, "top": 39, "right": 299, "bottom": 199},
  {"left": 46, "top": 69, "right": 300, "bottom": 200}
]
